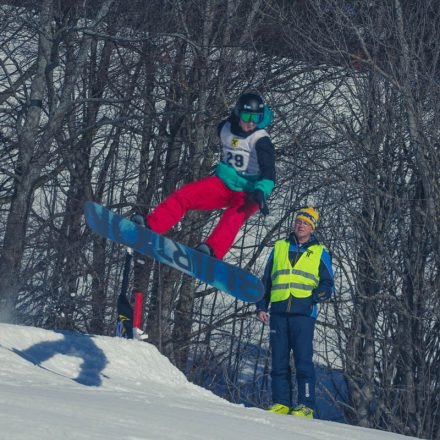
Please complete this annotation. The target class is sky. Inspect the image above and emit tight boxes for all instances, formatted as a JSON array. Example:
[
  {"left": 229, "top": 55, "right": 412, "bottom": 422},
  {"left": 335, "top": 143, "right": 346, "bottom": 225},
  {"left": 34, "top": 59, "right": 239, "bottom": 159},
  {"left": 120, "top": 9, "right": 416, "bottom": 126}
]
[{"left": 0, "top": 323, "right": 420, "bottom": 440}]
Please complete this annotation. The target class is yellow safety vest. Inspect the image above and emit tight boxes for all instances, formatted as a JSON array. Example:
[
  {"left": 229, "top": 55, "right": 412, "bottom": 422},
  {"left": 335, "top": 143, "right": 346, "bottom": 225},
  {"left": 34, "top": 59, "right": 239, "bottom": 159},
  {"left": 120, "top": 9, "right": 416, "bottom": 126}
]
[{"left": 270, "top": 240, "right": 324, "bottom": 302}]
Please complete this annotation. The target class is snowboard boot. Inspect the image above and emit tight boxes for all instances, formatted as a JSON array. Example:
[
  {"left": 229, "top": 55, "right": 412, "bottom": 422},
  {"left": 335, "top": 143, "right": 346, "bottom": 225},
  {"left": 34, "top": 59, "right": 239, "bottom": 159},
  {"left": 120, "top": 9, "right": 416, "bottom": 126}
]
[
  {"left": 290, "top": 404, "right": 314, "bottom": 419},
  {"left": 267, "top": 403, "right": 290, "bottom": 415},
  {"left": 131, "top": 213, "right": 146, "bottom": 227},
  {"left": 195, "top": 242, "right": 215, "bottom": 257}
]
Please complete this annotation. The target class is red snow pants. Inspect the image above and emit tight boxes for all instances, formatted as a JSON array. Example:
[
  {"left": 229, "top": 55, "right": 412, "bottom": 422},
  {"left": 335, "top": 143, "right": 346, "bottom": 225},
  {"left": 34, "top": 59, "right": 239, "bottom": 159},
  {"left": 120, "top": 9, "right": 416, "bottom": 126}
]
[{"left": 146, "top": 176, "right": 259, "bottom": 259}]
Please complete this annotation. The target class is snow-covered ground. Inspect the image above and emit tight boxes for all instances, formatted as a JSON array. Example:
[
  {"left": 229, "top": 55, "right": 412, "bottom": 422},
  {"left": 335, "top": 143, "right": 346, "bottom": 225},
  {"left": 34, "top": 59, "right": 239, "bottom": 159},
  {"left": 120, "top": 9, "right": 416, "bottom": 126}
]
[{"left": 0, "top": 324, "right": 419, "bottom": 440}]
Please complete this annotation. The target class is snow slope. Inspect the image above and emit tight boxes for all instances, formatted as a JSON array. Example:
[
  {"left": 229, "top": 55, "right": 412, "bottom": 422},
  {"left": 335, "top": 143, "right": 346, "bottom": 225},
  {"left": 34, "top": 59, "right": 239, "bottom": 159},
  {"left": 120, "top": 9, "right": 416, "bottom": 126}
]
[{"left": 0, "top": 324, "right": 419, "bottom": 440}]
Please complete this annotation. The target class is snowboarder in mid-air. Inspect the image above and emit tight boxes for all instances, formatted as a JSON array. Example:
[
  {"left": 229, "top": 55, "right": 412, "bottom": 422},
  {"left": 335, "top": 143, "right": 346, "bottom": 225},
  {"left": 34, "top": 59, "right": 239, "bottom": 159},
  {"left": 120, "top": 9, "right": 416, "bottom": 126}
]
[
  {"left": 145, "top": 92, "right": 276, "bottom": 260},
  {"left": 87, "top": 92, "right": 276, "bottom": 338}
]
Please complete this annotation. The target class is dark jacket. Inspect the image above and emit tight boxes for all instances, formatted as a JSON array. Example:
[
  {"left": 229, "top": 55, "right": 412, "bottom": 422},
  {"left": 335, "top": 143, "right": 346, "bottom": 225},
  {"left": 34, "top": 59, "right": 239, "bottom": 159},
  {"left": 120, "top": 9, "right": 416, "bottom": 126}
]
[{"left": 256, "top": 233, "right": 335, "bottom": 318}]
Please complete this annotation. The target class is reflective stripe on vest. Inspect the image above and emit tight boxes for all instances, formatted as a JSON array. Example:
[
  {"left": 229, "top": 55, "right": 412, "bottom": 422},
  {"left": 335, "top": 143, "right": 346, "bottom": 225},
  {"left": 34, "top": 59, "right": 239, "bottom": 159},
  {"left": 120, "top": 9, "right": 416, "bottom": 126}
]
[{"left": 270, "top": 240, "right": 324, "bottom": 301}]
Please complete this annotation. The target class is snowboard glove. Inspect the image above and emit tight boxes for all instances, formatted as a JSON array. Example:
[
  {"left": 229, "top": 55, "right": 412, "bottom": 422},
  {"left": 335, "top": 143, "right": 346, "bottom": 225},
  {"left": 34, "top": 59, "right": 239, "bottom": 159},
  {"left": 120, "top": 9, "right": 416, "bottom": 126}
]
[
  {"left": 250, "top": 189, "right": 269, "bottom": 216},
  {"left": 312, "top": 290, "right": 327, "bottom": 304}
]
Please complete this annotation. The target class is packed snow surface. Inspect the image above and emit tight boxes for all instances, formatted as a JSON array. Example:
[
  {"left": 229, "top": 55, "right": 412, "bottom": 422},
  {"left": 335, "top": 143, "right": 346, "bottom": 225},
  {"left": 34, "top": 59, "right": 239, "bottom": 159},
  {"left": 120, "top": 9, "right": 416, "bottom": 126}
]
[{"left": 0, "top": 324, "right": 419, "bottom": 439}]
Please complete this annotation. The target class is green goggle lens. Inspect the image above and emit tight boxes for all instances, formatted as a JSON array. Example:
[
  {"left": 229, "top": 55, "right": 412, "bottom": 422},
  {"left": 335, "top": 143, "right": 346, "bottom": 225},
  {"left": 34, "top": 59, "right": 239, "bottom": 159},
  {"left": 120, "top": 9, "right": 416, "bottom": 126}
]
[{"left": 240, "top": 112, "right": 263, "bottom": 123}]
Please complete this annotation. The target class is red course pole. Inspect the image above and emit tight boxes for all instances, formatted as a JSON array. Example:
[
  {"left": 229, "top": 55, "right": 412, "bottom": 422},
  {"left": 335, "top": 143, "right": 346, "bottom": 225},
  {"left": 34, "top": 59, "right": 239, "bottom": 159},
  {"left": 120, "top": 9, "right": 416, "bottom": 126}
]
[{"left": 133, "top": 292, "right": 143, "bottom": 330}]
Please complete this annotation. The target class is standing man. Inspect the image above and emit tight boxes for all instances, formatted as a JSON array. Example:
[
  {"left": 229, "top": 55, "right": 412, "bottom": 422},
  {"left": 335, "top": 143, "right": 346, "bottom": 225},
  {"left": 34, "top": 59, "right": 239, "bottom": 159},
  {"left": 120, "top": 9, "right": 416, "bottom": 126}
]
[{"left": 256, "top": 207, "right": 335, "bottom": 418}]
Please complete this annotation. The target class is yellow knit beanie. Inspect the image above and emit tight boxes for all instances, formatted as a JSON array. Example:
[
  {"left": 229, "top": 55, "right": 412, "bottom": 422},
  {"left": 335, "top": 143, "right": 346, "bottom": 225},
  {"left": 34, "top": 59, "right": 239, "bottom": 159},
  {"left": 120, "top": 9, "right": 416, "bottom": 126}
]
[{"left": 296, "top": 207, "right": 319, "bottom": 230}]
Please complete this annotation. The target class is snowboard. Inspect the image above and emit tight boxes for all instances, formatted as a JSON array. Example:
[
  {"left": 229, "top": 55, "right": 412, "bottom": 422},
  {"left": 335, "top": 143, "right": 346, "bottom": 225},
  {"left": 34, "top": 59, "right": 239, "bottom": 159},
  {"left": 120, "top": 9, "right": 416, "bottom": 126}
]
[{"left": 83, "top": 201, "right": 264, "bottom": 303}]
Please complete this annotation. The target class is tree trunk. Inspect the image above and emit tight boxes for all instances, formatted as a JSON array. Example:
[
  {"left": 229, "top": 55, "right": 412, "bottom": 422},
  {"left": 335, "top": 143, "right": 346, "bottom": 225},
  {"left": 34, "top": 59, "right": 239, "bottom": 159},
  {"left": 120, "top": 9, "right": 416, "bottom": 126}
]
[{"left": 0, "top": 0, "right": 53, "bottom": 321}]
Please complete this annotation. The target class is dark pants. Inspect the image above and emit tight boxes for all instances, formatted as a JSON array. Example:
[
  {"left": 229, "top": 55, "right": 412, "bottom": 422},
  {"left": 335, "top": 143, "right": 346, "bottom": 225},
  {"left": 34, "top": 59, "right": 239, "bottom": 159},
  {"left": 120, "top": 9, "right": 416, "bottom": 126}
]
[{"left": 270, "top": 313, "right": 316, "bottom": 409}]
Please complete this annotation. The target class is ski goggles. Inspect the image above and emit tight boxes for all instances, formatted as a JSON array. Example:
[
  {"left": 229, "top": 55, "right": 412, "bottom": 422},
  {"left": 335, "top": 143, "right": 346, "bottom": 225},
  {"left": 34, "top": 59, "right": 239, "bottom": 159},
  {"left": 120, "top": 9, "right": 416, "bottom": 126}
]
[{"left": 239, "top": 111, "right": 263, "bottom": 124}]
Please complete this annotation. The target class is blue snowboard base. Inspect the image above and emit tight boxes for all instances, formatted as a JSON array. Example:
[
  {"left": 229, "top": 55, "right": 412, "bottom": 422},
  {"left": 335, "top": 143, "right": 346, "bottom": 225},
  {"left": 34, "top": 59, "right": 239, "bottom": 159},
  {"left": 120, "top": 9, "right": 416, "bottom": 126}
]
[{"left": 84, "top": 201, "right": 264, "bottom": 302}]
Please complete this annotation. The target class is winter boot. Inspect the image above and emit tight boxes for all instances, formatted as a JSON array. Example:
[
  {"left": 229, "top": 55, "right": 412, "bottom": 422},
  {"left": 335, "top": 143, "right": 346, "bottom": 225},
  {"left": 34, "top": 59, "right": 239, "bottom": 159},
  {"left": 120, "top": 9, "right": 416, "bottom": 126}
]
[
  {"left": 290, "top": 404, "right": 314, "bottom": 419},
  {"left": 267, "top": 403, "right": 290, "bottom": 415}
]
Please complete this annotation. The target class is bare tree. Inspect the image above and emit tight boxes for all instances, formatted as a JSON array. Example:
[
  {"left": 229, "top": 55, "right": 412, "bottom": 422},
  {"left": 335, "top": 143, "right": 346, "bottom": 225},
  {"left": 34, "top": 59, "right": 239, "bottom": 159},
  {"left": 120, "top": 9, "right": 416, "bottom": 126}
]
[{"left": 0, "top": 0, "right": 115, "bottom": 321}]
